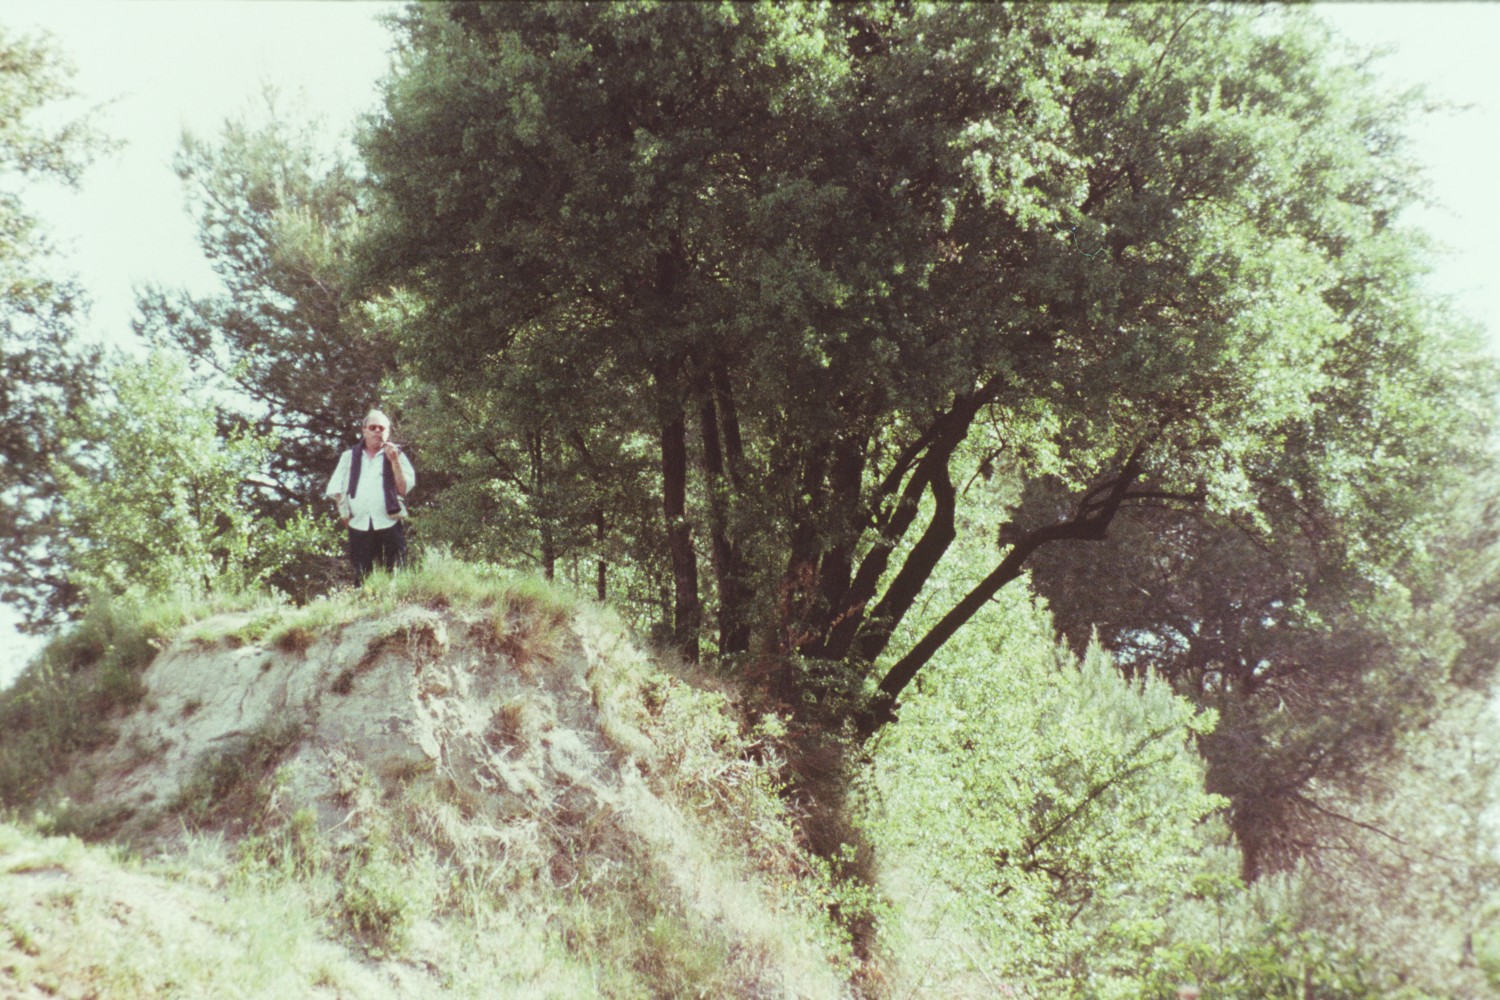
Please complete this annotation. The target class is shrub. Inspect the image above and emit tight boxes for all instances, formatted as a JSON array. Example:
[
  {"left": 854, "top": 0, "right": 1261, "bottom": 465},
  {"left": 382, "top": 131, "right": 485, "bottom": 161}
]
[
  {"left": 339, "top": 836, "right": 416, "bottom": 953},
  {"left": 866, "top": 587, "right": 1223, "bottom": 995}
]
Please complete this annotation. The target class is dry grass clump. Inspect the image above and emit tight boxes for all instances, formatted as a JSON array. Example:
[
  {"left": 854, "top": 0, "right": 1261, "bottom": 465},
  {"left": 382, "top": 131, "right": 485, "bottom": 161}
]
[
  {"left": 169, "top": 719, "right": 304, "bottom": 835},
  {"left": 487, "top": 697, "right": 549, "bottom": 752}
]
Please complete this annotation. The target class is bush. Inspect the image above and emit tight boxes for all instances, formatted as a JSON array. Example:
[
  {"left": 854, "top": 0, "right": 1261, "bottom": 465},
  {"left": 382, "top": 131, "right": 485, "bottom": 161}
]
[
  {"left": 865, "top": 587, "right": 1223, "bottom": 995},
  {"left": 339, "top": 835, "right": 418, "bottom": 953}
]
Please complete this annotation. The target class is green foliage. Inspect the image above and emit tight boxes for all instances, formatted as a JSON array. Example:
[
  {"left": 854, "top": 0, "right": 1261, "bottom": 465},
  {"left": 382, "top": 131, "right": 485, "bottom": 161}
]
[
  {"left": 1029, "top": 503, "right": 1467, "bottom": 876},
  {"left": 1280, "top": 686, "right": 1500, "bottom": 997},
  {"left": 337, "top": 833, "right": 419, "bottom": 954},
  {"left": 358, "top": 1, "right": 1494, "bottom": 722},
  {"left": 868, "top": 587, "right": 1223, "bottom": 991},
  {"left": 863, "top": 579, "right": 1464, "bottom": 998},
  {"left": 387, "top": 350, "right": 665, "bottom": 614},
  {"left": 47, "top": 351, "right": 338, "bottom": 611},
  {"left": 0, "top": 25, "right": 112, "bottom": 629},
  {"left": 136, "top": 91, "right": 394, "bottom": 524}
]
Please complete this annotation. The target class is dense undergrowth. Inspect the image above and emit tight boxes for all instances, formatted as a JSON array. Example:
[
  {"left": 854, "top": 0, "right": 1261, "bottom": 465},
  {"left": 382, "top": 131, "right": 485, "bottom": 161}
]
[{"left": 0, "top": 552, "right": 1496, "bottom": 998}]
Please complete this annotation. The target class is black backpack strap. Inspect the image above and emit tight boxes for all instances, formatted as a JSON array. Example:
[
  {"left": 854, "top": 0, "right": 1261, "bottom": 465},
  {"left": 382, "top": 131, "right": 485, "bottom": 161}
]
[
  {"left": 348, "top": 444, "right": 362, "bottom": 497},
  {"left": 382, "top": 451, "right": 402, "bottom": 516}
]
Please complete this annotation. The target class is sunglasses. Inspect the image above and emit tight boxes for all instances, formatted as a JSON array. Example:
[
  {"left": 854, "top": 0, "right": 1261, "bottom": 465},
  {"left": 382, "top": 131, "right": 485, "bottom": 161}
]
[{"left": 366, "top": 424, "right": 387, "bottom": 432}]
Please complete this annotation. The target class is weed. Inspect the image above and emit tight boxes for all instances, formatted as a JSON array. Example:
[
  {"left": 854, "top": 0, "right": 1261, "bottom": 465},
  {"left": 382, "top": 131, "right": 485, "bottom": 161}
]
[
  {"left": 235, "top": 807, "right": 326, "bottom": 881},
  {"left": 380, "top": 758, "right": 437, "bottom": 785},
  {"left": 0, "top": 556, "right": 867, "bottom": 997},
  {"left": 4, "top": 919, "right": 39, "bottom": 957},
  {"left": 479, "top": 598, "right": 570, "bottom": 671},
  {"left": 0, "top": 590, "right": 188, "bottom": 807},
  {"left": 339, "top": 836, "right": 417, "bottom": 953},
  {"left": 638, "top": 908, "right": 734, "bottom": 994},
  {"left": 171, "top": 720, "right": 303, "bottom": 833},
  {"left": 31, "top": 799, "right": 135, "bottom": 841}
]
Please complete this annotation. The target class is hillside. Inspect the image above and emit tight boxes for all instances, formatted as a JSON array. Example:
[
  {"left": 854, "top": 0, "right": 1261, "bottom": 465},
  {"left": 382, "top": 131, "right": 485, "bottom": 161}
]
[
  {"left": 0, "top": 568, "right": 865, "bottom": 998},
  {"left": 8, "top": 561, "right": 1496, "bottom": 998}
]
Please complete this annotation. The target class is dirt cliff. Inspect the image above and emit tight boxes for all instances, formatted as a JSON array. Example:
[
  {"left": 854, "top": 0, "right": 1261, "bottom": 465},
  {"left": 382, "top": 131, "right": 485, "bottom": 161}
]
[{"left": 0, "top": 577, "right": 859, "bottom": 998}]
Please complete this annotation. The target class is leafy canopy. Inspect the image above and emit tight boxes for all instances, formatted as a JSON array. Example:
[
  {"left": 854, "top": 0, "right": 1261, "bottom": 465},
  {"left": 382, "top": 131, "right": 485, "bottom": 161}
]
[{"left": 359, "top": 2, "right": 1491, "bottom": 729}]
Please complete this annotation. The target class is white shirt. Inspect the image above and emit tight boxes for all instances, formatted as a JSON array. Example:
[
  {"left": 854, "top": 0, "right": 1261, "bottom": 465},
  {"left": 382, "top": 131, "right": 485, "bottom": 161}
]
[{"left": 325, "top": 446, "right": 416, "bottom": 532}]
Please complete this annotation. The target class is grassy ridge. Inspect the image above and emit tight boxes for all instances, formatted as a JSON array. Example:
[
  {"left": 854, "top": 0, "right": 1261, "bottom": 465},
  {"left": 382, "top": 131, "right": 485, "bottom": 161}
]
[{"left": 0, "top": 552, "right": 866, "bottom": 997}]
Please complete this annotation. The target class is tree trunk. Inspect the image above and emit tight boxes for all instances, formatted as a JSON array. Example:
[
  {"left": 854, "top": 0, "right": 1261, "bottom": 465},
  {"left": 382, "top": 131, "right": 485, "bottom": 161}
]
[
  {"left": 850, "top": 456, "right": 956, "bottom": 665},
  {"left": 530, "top": 429, "right": 556, "bottom": 580},
  {"left": 820, "top": 378, "right": 1001, "bottom": 661},
  {"left": 661, "top": 407, "right": 700, "bottom": 662},
  {"left": 860, "top": 447, "right": 1153, "bottom": 736},
  {"left": 778, "top": 443, "right": 831, "bottom": 656},
  {"left": 595, "top": 509, "right": 607, "bottom": 602},
  {"left": 699, "top": 390, "right": 751, "bottom": 654}
]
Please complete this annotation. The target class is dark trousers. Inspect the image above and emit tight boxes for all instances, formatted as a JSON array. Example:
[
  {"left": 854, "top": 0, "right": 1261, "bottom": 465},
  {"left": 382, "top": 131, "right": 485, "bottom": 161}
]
[{"left": 348, "top": 522, "right": 406, "bottom": 585}]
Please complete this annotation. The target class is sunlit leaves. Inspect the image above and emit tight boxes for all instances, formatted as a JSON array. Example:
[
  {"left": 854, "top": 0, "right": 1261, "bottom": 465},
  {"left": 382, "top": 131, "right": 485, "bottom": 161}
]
[{"left": 49, "top": 353, "right": 323, "bottom": 606}]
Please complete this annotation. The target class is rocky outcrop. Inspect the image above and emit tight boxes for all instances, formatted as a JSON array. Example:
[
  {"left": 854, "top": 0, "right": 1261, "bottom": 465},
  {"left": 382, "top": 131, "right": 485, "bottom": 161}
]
[
  {"left": 82, "top": 602, "right": 634, "bottom": 841},
  {"left": 57, "top": 596, "right": 853, "bottom": 998}
]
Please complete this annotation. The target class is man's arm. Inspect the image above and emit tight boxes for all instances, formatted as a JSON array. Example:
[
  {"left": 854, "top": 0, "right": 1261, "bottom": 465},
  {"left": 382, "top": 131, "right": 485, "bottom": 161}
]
[
  {"left": 325, "top": 449, "right": 352, "bottom": 498},
  {"left": 385, "top": 444, "right": 414, "bottom": 495},
  {"left": 326, "top": 449, "right": 353, "bottom": 524}
]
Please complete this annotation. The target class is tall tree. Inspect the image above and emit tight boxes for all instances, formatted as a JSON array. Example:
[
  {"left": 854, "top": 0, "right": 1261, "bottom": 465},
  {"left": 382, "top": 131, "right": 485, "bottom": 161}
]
[
  {"left": 358, "top": 3, "right": 1491, "bottom": 726},
  {"left": 0, "top": 24, "right": 109, "bottom": 629},
  {"left": 388, "top": 353, "right": 666, "bottom": 609},
  {"left": 1027, "top": 498, "right": 1473, "bottom": 877},
  {"left": 135, "top": 95, "right": 394, "bottom": 522}
]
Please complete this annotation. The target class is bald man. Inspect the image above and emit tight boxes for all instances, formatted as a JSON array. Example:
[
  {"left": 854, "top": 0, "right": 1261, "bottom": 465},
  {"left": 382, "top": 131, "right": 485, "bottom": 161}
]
[{"left": 325, "top": 408, "right": 416, "bottom": 584}]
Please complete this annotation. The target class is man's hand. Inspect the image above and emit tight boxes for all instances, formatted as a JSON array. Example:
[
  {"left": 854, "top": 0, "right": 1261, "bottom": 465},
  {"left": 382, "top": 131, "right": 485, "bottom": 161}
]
[{"left": 383, "top": 442, "right": 400, "bottom": 462}]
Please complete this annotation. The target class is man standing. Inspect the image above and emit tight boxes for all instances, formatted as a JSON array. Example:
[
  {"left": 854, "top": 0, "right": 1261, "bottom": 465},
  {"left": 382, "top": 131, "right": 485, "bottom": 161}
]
[{"left": 325, "top": 409, "right": 416, "bottom": 584}]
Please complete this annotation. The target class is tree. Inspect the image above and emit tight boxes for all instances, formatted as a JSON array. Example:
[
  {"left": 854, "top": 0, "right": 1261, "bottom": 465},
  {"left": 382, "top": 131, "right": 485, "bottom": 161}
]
[
  {"left": 358, "top": 2, "right": 1492, "bottom": 732},
  {"left": 48, "top": 352, "right": 318, "bottom": 606},
  {"left": 866, "top": 587, "right": 1224, "bottom": 993},
  {"left": 1293, "top": 683, "right": 1500, "bottom": 997},
  {"left": 0, "top": 24, "right": 109, "bottom": 628},
  {"left": 135, "top": 94, "right": 394, "bottom": 523},
  {"left": 1028, "top": 500, "right": 1470, "bottom": 877}
]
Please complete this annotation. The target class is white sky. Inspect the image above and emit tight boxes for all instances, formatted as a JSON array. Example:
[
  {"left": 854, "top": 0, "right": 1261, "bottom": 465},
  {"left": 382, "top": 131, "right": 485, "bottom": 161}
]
[
  {"left": 16, "top": 1, "right": 399, "bottom": 345},
  {"left": 1313, "top": 3, "right": 1500, "bottom": 339},
  {"left": 0, "top": 2, "right": 1497, "bottom": 681}
]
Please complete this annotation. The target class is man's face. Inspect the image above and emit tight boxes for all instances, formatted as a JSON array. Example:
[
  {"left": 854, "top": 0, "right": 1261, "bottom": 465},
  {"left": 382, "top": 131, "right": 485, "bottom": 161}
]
[{"left": 362, "top": 413, "right": 390, "bottom": 452}]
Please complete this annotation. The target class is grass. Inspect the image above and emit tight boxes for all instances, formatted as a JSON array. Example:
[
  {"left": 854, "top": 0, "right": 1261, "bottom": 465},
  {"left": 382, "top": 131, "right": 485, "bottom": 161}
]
[
  {"left": 0, "top": 551, "right": 870, "bottom": 997},
  {"left": 170, "top": 719, "right": 304, "bottom": 833},
  {"left": 0, "top": 551, "right": 578, "bottom": 814},
  {"left": 0, "top": 821, "right": 410, "bottom": 999},
  {"left": 181, "top": 547, "right": 580, "bottom": 664}
]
